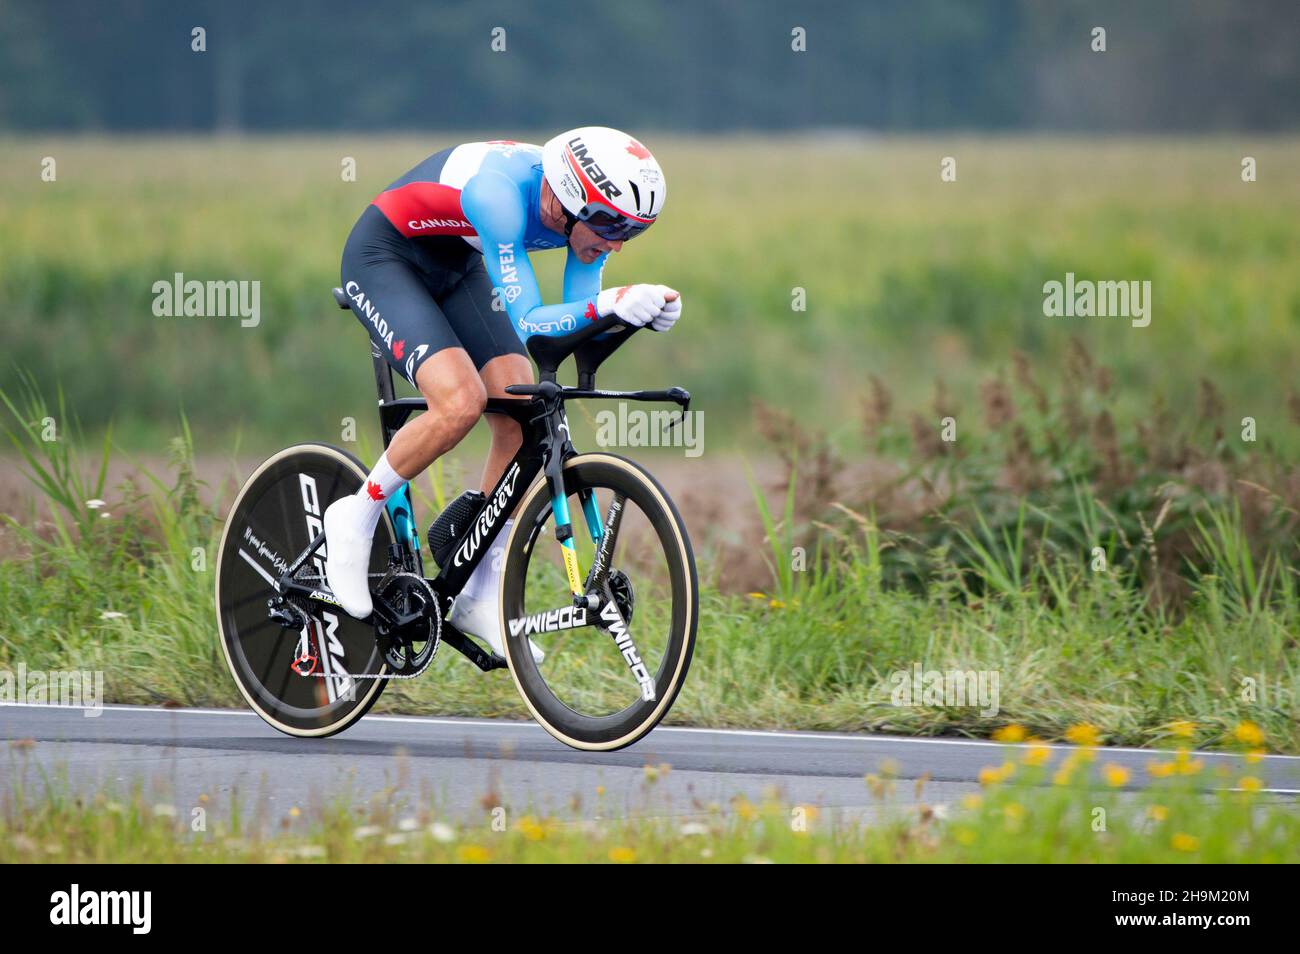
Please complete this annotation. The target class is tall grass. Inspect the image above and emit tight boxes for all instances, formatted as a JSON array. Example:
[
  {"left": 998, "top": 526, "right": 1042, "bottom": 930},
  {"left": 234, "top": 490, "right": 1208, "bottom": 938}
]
[{"left": 3, "top": 356, "right": 1298, "bottom": 750}]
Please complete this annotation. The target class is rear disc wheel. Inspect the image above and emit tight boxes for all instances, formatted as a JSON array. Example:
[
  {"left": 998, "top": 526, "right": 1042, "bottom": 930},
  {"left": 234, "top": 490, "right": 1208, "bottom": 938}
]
[{"left": 215, "top": 443, "right": 394, "bottom": 738}]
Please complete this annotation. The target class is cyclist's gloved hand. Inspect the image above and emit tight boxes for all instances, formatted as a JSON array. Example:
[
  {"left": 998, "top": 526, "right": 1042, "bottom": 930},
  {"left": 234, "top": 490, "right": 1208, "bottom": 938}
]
[
  {"left": 651, "top": 287, "right": 681, "bottom": 332},
  {"left": 596, "top": 284, "right": 667, "bottom": 327}
]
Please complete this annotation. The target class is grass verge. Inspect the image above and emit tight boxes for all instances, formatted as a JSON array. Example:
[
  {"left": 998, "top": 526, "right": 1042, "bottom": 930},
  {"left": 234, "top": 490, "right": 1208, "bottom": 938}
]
[{"left": 3, "top": 736, "right": 1292, "bottom": 863}]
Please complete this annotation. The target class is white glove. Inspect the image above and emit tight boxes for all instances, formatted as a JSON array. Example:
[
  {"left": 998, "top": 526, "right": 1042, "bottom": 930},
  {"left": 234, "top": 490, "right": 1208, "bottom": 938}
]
[
  {"left": 596, "top": 284, "right": 666, "bottom": 327},
  {"left": 651, "top": 287, "right": 681, "bottom": 332}
]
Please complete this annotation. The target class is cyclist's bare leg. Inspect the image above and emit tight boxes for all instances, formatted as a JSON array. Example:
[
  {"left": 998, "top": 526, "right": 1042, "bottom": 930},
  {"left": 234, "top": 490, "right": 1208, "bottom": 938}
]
[
  {"left": 446, "top": 351, "right": 544, "bottom": 662},
  {"left": 477, "top": 353, "right": 533, "bottom": 492},
  {"left": 385, "top": 347, "right": 487, "bottom": 478}
]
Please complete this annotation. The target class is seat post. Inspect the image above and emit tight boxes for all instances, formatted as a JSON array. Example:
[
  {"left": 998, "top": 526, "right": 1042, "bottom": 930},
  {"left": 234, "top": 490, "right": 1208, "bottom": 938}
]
[
  {"left": 334, "top": 285, "right": 404, "bottom": 451},
  {"left": 372, "top": 344, "right": 399, "bottom": 447}
]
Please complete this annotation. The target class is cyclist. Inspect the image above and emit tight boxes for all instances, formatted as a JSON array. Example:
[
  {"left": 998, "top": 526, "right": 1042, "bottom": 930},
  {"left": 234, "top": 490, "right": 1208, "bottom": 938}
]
[{"left": 324, "top": 127, "right": 681, "bottom": 664}]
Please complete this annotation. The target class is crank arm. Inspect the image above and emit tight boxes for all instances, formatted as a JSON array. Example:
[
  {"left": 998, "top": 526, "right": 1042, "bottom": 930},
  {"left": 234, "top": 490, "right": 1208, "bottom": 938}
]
[
  {"left": 442, "top": 626, "right": 508, "bottom": 671},
  {"left": 277, "top": 578, "right": 421, "bottom": 629}
]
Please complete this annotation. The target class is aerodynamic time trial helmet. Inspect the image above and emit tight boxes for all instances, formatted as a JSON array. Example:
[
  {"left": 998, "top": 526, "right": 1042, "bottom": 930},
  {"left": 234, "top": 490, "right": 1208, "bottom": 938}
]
[{"left": 541, "top": 126, "right": 665, "bottom": 241}]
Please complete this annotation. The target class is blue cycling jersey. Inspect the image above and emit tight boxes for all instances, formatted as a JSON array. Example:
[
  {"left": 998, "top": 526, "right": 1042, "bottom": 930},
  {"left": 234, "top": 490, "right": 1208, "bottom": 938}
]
[{"left": 371, "top": 140, "right": 606, "bottom": 341}]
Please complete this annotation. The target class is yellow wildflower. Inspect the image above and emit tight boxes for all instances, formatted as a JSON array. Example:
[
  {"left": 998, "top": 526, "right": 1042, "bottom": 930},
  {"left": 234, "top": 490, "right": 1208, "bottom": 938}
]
[
  {"left": 1170, "top": 832, "right": 1199, "bottom": 853},
  {"left": 1022, "top": 744, "right": 1052, "bottom": 767},
  {"left": 1174, "top": 749, "right": 1203, "bottom": 775},
  {"left": 1064, "top": 723, "right": 1101, "bottom": 748},
  {"left": 515, "top": 816, "right": 547, "bottom": 841},
  {"left": 992, "top": 724, "right": 1027, "bottom": 744},
  {"left": 608, "top": 846, "right": 637, "bottom": 863},
  {"left": 1103, "top": 764, "right": 1130, "bottom": 787},
  {"left": 1233, "top": 721, "right": 1264, "bottom": 747}
]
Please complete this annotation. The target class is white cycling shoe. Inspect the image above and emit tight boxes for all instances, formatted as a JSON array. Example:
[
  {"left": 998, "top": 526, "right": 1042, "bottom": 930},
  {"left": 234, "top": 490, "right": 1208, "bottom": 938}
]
[
  {"left": 448, "top": 593, "right": 545, "bottom": 666},
  {"left": 322, "top": 496, "right": 375, "bottom": 619}
]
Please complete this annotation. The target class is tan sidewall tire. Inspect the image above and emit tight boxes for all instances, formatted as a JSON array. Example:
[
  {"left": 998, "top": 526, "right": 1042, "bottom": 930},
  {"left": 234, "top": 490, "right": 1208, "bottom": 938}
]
[{"left": 499, "top": 453, "right": 696, "bottom": 751}]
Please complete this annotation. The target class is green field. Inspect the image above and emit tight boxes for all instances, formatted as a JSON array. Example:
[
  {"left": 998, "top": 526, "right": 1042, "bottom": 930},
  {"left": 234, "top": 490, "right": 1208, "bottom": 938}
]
[
  {"left": 2, "top": 135, "right": 1299, "bottom": 755},
  {"left": 2, "top": 135, "right": 1299, "bottom": 452}
]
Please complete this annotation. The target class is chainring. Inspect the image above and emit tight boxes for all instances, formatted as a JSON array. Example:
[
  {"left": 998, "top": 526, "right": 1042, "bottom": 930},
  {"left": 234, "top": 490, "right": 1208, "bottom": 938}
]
[
  {"left": 607, "top": 569, "right": 635, "bottom": 624},
  {"left": 375, "top": 572, "right": 441, "bottom": 676}
]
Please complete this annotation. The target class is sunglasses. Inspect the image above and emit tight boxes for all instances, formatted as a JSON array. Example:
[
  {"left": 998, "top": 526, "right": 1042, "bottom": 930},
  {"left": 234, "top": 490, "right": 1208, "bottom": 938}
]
[{"left": 577, "top": 203, "right": 655, "bottom": 242}]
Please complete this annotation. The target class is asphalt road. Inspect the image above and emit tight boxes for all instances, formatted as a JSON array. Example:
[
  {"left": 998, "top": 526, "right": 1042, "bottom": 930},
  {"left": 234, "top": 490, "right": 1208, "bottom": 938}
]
[{"left": 3, "top": 704, "right": 1298, "bottom": 828}]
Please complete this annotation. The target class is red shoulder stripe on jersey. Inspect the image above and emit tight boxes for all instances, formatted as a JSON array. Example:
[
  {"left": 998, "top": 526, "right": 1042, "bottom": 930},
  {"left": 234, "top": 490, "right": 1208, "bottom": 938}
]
[{"left": 372, "top": 182, "right": 478, "bottom": 238}]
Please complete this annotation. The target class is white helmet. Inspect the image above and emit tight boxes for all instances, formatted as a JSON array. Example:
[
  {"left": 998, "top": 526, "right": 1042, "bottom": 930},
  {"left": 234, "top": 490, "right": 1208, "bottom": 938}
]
[{"left": 542, "top": 126, "right": 665, "bottom": 241}]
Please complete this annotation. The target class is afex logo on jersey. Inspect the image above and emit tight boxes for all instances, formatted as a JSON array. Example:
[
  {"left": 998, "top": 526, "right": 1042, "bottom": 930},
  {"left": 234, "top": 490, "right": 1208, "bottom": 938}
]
[{"left": 497, "top": 242, "right": 522, "bottom": 303}]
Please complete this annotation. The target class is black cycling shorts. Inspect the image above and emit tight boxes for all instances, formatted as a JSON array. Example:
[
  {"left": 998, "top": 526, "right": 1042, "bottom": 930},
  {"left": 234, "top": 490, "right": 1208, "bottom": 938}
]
[{"left": 340, "top": 205, "right": 527, "bottom": 386}]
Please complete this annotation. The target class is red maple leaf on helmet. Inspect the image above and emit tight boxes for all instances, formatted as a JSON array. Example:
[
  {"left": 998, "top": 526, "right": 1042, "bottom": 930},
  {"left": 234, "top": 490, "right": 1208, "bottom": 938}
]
[
  {"left": 392, "top": 339, "right": 405, "bottom": 360},
  {"left": 584, "top": 301, "right": 598, "bottom": 321},
  {"left": 366, "top": 481, "right": 386, "bottom": 501},
  {"left": 625, "top": 139, "right": 651, "bottom": 160}
]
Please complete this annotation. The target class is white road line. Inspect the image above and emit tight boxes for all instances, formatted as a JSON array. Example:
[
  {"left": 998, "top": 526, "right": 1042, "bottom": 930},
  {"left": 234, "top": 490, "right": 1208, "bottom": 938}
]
[{"left": 3, "top": 701, "right": 1298, "bottom": 763}]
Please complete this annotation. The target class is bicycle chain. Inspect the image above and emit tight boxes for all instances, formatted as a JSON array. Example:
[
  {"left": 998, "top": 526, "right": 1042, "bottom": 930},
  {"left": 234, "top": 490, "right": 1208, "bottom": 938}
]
[{"left": 295, "top": 572, "right": 443, "bottom": 681}]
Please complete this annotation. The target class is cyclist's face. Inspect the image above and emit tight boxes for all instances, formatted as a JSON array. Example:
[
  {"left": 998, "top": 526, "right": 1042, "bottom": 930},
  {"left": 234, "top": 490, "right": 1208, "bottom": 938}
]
[{"left": 569, "top": 221, "right": 624, "bottom": 263}]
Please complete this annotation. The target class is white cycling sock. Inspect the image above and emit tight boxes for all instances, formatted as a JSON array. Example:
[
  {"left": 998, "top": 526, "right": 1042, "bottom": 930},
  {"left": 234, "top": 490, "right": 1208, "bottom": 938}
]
[
  {"left": 461, "top": 518, "right": 512, "bottom": 602},
  {"left": 355, "top": 452, "right": 408, "bottom": 534}
]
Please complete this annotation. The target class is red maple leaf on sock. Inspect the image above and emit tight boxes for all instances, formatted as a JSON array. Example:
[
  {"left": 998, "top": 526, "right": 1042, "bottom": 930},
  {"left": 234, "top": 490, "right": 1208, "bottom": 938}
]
[{"left": 366, "top": 481, "right": 386, "bottom": 501}]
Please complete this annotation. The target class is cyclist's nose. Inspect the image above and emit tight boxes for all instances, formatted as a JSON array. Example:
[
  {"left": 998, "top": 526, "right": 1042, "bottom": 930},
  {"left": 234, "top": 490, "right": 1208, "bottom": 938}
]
[{"left": 607, "top": 240, "right": 625, "bottom": 253}]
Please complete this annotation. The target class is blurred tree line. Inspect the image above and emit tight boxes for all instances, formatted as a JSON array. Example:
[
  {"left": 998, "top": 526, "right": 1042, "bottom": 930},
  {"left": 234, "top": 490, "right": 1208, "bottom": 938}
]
[{"left": 1, "top": 0, "right": 1296, "bottom": 132}]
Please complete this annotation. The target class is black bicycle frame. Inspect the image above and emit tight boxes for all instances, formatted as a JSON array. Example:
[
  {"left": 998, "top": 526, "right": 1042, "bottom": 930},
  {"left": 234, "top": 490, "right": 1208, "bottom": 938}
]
[{"left": 274, "top": 296, "right": 690, "bottom": 660}]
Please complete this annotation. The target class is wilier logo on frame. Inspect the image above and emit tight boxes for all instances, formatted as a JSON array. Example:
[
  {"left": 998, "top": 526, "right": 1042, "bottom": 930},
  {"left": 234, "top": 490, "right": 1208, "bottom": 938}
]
[{"left": 1042, "top": 272, "right": 1151, "bottom": 328}]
